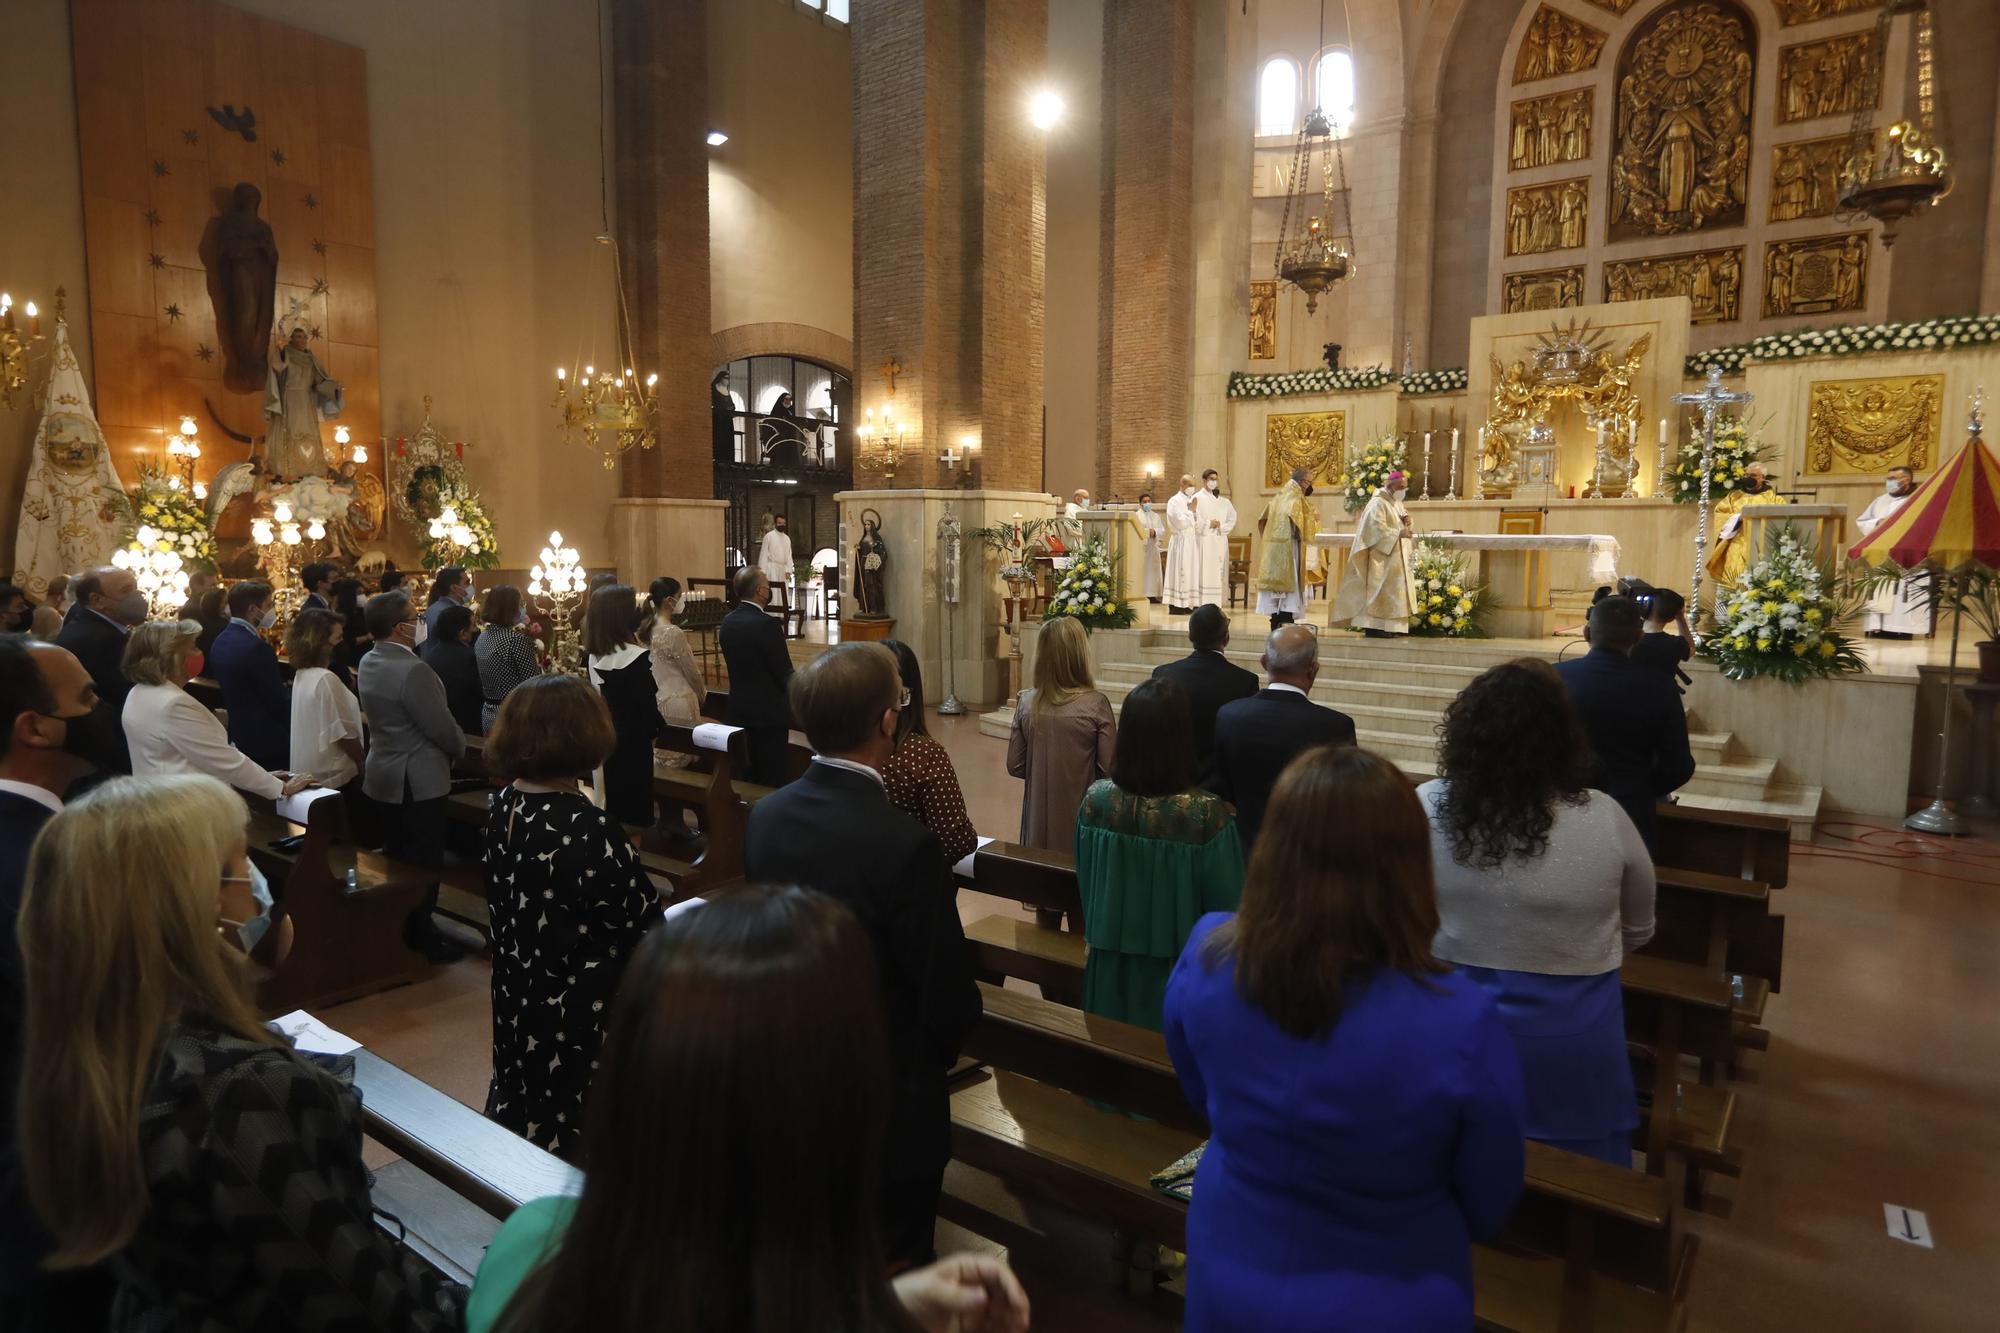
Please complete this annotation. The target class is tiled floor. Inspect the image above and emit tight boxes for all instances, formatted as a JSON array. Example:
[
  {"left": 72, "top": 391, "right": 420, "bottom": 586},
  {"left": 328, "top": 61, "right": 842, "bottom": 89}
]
[{"left": 326, "top": 713, "right": 2000, "bottom": 1332}]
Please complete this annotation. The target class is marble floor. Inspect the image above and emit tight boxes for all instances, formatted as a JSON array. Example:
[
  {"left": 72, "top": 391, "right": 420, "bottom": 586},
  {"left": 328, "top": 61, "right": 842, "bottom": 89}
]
[{"left": 327, "top": 709, "right": 2000, "bottom": 1332}]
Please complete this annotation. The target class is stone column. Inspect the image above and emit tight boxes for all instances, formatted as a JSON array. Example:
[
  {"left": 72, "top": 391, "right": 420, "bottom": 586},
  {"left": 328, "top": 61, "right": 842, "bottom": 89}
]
[
  {"left": 1188, "top": 0, "right": 1257, "bottom": 489},
  {"left": 608, "top": 0, "right": 726, "bottom": 584}
]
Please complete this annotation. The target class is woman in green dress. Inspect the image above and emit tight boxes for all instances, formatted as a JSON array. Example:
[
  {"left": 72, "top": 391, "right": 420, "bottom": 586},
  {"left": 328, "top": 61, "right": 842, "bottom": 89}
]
[{"left": 1076, "top": 677, "right": 1246, "bottom": 1030}]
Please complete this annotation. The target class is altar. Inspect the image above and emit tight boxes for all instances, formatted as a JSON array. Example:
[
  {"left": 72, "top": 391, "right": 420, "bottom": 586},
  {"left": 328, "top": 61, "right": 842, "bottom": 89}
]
[{"left": 1314, "top": 527, "right": 1621, "bottom": 638}]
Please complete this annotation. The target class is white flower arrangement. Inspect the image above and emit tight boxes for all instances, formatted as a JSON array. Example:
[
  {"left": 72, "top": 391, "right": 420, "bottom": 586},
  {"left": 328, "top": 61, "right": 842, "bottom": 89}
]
[
  {"left": 1341, "top": 434, "right": 1408, "bottom": 515},
  {"left": 1398, "top": 367, "right": 1471, "bottom": 396},
  {"left": 1042, "top": 538, "right": 1136, "bottom": 630},
  {"left": 1407, "top": 540, "right": 1485, "bottom": 638},
  {"left": 420, "top": 480, "right": 501, "bottom": 570},
  {"left": 1226, "top": 365, "right": 1472, "bottom": 400},
  {"left": 1703, "top": 527, "right": 1865, "bottom": 683},
  {"left": 125, "top": 470, "right": 218, "bottom": 573},
  {"left": 1685, "top": 313, "right": 2000, "bottom": 379},
  {"left": 1666, "top": 418, "right": 1762, "bottom": 506}
]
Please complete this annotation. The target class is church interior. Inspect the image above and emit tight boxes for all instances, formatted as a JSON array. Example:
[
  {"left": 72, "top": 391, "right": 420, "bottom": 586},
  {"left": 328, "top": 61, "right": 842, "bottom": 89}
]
[{"left": 2, "top": 0, "right": 1999, "bottom": 1329}]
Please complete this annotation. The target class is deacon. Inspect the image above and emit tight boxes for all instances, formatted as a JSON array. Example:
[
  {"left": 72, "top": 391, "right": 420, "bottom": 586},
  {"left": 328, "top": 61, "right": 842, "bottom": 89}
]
[
  {"left": 1332, "top": 469, "right": 1416, "bottom": 638},
  {"left": 1855, "top": 466, "right": 1930, "bottom": 638},
  {"left": 1163, "top": 475, "right": 1202, "bottom": 615},
  {"left": 1255, "top": 465, "right": 1319, "bottom": 631},
  {"left": 757, "top": 513, "right": 795, "bottom": 597},
  {"left": 1704, "top": 461, "right": 1786, "bottom": 590},
  {"left": 1194, "top": 469, "right": 1238, "bottom": 607}
]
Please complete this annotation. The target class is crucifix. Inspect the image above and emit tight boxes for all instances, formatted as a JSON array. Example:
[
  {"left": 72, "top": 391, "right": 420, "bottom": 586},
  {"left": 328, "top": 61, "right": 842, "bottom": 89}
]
[
  {"left": 1672, "top": 366, "right": 1753, "bottom": 638},
  {"left": 879, "top": 357, "right": 903, "bottom": 396}
]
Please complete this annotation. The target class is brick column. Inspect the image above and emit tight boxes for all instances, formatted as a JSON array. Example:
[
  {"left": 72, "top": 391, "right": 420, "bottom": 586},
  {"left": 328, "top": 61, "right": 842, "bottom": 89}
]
[
  {"left": 1187, "top": 0, "right": 1257, "bottom": 490},
  {"left": 1097, "top": 0, "right": 1195, "bottom": 498}
]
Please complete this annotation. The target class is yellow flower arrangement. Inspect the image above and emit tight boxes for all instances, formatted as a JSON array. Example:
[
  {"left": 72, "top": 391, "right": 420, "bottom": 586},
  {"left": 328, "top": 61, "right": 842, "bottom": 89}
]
[
  {"left": 1406, "top": 540, "right": 1486, "bottom": 639},
  {"left": 1705, "top": 525, "right": 1864, "bottom": 682}
]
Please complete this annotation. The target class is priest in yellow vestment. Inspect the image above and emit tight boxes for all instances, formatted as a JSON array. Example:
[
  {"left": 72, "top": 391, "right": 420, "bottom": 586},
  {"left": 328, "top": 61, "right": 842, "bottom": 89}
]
[
  {"left": 1332, "top": 471, "right": 1417, "bottom": 637},
  {"left": 1703, "top": 461, "right": 1787, "bottom": 589},
  {"left": 1255, "top": 466, "right": 1320, "bottom": 630}
]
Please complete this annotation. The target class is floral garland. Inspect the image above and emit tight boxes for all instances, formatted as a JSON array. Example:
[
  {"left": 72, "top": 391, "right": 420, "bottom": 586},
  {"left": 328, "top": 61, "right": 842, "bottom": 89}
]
[
  {"left": 124, "top": 470, "right": 217, "bottom": 573},
  {"left": 1341, "top": 434, "right": 1407, "bottom": 515},
  {"left": 1399, "top": 367, "right": 1470, "bottom": 396},
  {"left": 1042, "top": 536, "right": 1137, "bottom": 630},
  {"left": 419, "top": 481, "right": 501, "bottom": 571},
  {"left": 1408, "top": 540, "right": 1485, "bottom": 637},
  {"left": 1226, "top": 366, "right": 1471, "bottom": 400},
  {"left": 1703, "top": 527, "right": 1865, "bottom": 683},
  {"left": 1665, "top": 419, "right": 1762, "bottom": 505},
  {"left": 1686, "top": 313, "right": 2000, "bottom": 379}
]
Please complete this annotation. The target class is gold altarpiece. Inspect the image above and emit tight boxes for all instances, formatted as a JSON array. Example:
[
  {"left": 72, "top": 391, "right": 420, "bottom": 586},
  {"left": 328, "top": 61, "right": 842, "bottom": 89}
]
[{"left": 1608, "top": 0, "right": 1756, "bottom": 242}]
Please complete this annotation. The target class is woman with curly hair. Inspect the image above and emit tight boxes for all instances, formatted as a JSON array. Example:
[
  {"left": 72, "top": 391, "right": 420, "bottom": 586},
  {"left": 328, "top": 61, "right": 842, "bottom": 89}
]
[{"left": 1419, "top": 658, "right": 1655, "bottom": 1165}]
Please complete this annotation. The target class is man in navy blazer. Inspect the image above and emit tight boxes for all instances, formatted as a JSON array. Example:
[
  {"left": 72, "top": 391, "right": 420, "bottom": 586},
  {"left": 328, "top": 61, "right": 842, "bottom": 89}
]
[
  {"left": 1151, "top": 603, "right": 1258, "bottom": 781},
  {"left": 54, "top": 565, "right": 147, "bottom": 777},
  {"left": 207, "top": 580, "right": 291, "bottom": 771},
  {"left": 1554, "top": 595, "right": 1695, "bottom": 851},
  {"left": 719, "top": 567, "right": 795, "bottom": 785},
  {"left": 1210, "top": 623, "right": 1356, "bottom": 849}
]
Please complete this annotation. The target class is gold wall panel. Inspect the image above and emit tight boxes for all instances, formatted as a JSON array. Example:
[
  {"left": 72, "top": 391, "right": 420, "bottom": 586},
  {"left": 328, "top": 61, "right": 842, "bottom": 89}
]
[
  {"left": 1804, "top": 374, "right": 1942, "bottom": 475},
  {"left": 1763, "top": 231, "right": 1869, "bottom": 317},
  {"left": 1580, "top": 0, "right": 1639, "bottom": 13},
  {"left": 1769, "top": 133, "right": 1867, "bottom": 222},
  {"left": 1778, "top": 32, "right": 1878, "bottom": 124},
  {"left": 1604, "top": 247, "right": 1744, "bottom": 324},
  {"left": 1505, "top": 177, "right": 1590, "bottom": 257},
  {"left": 1509, "top": 89, "right": 1593, "bottom": 171},
  {"left": 1774, "top": 0, "right": 1878, "bottom": 24},
  {"left": 1608, "top": 1, "right": 1754, "bottom": 241},
  {"left": 1249, "top": 280, "right": 1277, "bottom": 361},
  {"left": 1264, "top": 411, "right": 1346, "bottom": 489},
  {"left": 1515, "top": 6, "right": 1608, "bottom": 84},
  {"left": 1503, "top": 267, "right": 1585, "bottom": 313}
]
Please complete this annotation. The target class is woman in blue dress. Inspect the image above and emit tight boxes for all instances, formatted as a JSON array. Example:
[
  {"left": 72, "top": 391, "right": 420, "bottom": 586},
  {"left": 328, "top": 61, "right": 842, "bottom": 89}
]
[{"left": 1164, "top": 745, "right": 1526, "bottom": 1332}]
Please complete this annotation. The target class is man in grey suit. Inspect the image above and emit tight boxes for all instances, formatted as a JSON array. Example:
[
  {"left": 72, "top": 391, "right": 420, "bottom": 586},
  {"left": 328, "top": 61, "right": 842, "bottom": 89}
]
[{"left": 358, "top": 589, "right": 467, "bottom": 962}]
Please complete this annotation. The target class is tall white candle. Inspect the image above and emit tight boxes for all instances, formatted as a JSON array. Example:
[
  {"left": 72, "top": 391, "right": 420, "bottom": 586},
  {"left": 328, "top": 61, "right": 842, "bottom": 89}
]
[{"left": 1658, "top": 417, "right": 1669, "bottom": 446}]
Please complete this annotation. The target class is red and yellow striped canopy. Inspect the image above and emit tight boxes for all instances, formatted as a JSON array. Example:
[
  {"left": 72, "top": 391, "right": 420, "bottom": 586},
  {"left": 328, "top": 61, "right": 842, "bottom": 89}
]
[{"left": 1848, "top": 430, "right": 2000, "bottom": 573}]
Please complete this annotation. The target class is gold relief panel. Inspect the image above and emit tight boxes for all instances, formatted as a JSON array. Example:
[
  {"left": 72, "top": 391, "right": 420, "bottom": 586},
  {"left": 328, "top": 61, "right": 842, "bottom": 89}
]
[
  {"left": 1774, "top": 0, "right": 1878, "bottom": 25},
  {"left": 1805, "top": 374, "right": 1942, "bottom": 475},
  {"left": 1509, "top": 89, "right": 1593, "bottom": 172},
  {"left": 1764, "top": 231, "right": 1869, "bottom": 318},
  {"left": 1604, "top": 247, "right": 1744, "bottom": 324},
  {"left": 1248, "top": 280, "right": 1277, "bottom": 361},
  {"left": 1264, "top": 410, "right": 1346, "bottom": 490},
  {"left": 1514, "top": 6, "right": 1608, "bottom": 85},
  {"left": 1503, "top": 267, "right": 1585, "bottom": 314},
  {"left": 1778, "top": 32, "right": 1878, "bottom": 124},
  {"left": 1579, "top": 0, "right": 1639, "bottom": 13},
  {"left": 1769, "top": 133, "right": 1869, "bottom": 222},
  {"left": 1607, "top": 1, "right": 1754, "bottom": 241},
  {"left": 1505, "top": 177, "right": 1590, "bottom": 257}
]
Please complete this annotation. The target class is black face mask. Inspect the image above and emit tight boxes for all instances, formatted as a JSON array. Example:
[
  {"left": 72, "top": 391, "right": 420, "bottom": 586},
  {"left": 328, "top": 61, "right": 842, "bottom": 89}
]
[{"left": 39, "top": 708, "right": 100, "bottom": 762}]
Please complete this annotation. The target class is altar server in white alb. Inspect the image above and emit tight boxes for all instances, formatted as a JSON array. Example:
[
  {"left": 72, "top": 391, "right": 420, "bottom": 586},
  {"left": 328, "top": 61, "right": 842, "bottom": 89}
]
[
  {"left": 1332, "top": 470, "right": 1417, "bottom": 637},
  {"left": 1855, "top": 465, "right": 1930, "bottom": 639},
  {"left": 1138, "top": 492, "right": 1166, "bottom": 602},
  {"left": 1163, "top": 475, "right": 1202, "bottom": 613},
  {"left": 1194, "top": 470, "right": 1238, "bottom": 605},
  {"left": 756, "top": 514, "right": 795, "bottom": 596}
]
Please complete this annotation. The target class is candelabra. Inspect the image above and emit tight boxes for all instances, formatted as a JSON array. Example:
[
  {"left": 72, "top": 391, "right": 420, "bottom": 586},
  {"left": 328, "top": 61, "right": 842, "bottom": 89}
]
[
  {"left": 1, "top": 290, "right": 47, "bottom": 411},
  {"left": 554, "top": 362, "right": 660, "bottom": 469},
  {"left": 428, "top": 502, "right": 476, "bottom": 566},
  {"left": 334, "top": 423, "right": 368, "bottom": 465},
  {"left": 1447, "top": 428, "right": 1460, "bottom": 501},
  {"left": 1419, "top": 431, "right": 1432, "bottom": 500},
  {"left": 112, "top": 525, "right": 191, "bottom": 620},
  {"left": 166, "top": 416, "right": 208, "bottom": 501},
  {"left": 862, "top": 405, "right": 907, "bottom": 484},
  {"left": 529, "top": 531, "right": 587, "bottom": 676},
  {"left": 1588, "top": 422, "right": 1608, "bottom": 500}
]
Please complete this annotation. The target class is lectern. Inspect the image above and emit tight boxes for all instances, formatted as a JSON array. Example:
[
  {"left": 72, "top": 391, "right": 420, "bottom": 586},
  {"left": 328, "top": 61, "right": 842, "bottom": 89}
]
[
  {"left": 1077, "top": 507, "right": 1150, "bottom": 600},
  {"left": 1741, "top": 505, "right": 1848, "bottom": 579}
]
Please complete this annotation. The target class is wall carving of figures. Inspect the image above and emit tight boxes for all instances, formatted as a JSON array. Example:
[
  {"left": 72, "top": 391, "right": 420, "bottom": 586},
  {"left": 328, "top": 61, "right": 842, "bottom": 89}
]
[
  {"left": 1506, "top": 178, "right": 1590, "bottom": 257},
  {"left": 1804, "top": 374, "right": 1942, "bottom": 474},
  {"left": 1510, "top": 89, "right": 1594, "bottom": 172},
  {"left": 1778, "top": 33, "right": 1877, "bottom": 125},
  {"left": 1514, "top": 6, "right": 1608, "bottom": 84},
  {"left": 1604, "top": 248, "right": 1743, "bottom": 323},
  {"left": 1263, "top": 410, "right": 1346, "bottom": 489},
  {"left": 1580, "top": 0, "right": 1639, "bottom": 14},
  {"left": 1774, "top": 0, "right": 1879, "bottom": 25},
  {"left": 1769, "top": 133, "right": 1870, "bottom": 222},
  {"left": 1249, "top": 280, "right": 1277, "bottom": 361},
  {"left": 1504, "top": 267, "right": 1585, "bottom": 314},
  {"left": 1607, "top": 1, "right": 1754, "bottom": 241},
  {"left": 1763, "top": 231, "right": 1870, "bottom": 317}
]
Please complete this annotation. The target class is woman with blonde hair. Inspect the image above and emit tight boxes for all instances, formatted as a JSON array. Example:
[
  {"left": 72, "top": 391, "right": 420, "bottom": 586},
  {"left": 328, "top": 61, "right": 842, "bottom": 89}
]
[
  {"left": 16, "top": 773, "right": 463, "bottom": 1329},
  {"left": 1006, "top": 614, "right": 1115, "bottom": 852},
  {"left": 120, "top": 619, "right": 307, "bottom": 799}
]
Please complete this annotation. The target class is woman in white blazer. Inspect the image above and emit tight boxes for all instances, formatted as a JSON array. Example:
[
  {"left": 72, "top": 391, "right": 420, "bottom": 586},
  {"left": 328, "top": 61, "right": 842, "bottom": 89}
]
[{"left": 120, "top": 619, "right": 308, "bottom": 801}]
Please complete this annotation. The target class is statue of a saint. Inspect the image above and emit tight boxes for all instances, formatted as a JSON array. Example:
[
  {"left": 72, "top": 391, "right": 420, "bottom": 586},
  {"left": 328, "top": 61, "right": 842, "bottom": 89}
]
[
  {"left": 853, "top": 510, "right": 889, "bottom": 618},
  {"left": 209, "top": 182, "right": 278, "bottom": 395},
  {"left": 261, "top": 327, "right": 344, "bottom": 481}
]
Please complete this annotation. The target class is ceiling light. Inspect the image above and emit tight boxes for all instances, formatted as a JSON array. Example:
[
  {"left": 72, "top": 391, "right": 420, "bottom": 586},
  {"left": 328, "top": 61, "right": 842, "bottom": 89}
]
[
  {"left": 706, "top": 130, "right": 729, "bottom": 147},
  {"left": 1029, "top": 89, "right": 1064, "bottom": 131}
]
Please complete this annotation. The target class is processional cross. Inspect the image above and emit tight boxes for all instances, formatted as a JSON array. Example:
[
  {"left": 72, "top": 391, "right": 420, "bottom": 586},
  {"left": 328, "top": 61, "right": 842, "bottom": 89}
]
[{"left": 1672, "top": 366, "right": 1753, "bottom": 638}]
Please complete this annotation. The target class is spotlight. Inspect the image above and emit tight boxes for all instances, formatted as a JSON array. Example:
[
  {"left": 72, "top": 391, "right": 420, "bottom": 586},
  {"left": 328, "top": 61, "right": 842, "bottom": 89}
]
[{"left": 1029, "top": 89, "right": 1064, "bottom": 131}]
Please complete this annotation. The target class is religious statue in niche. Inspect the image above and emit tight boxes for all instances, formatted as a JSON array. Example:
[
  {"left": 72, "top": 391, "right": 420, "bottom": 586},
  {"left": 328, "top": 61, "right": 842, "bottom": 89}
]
[
  {"left": 1509, "top": 89, "right": 1593, "bottom": 172},
  {"left": 1514, "top": 6, "right": 1608, "bottom": 84},
  {"left": 1778, "top": 33, "right": 1877, "bottom": 125},
  {"left": 853, "top": 508, "right": 889, "bottom": 619},
  {"left": 1607, "top": 1, "right": 1753, "bottom": 241},
  {"left": 1263, "top": 411, "right": 1346, "bottom": 491},
  {"left": 1769, "top": 134, "right": 1870, "bottom": 222},
  {"left": 1805, "top": 374, "right": 1942, "bottom": 475},
  {"left": 1763, "top": 232, "right": 1869, "bottom": 318},
  {"left": 204, "top": 182, "right": 278, "bottom": 395},
  {"left": 261, "top": 324, "right": 345, "bottom": 480},
  {"left": 1502, "top": 267, "right": 1584, "bottom": 314},
  {"left": 1603, "top": 247, "right": 1743, "bottom": 323},
  {"left": 1505, "top": 178, "right": 1588, "bottom": 257},
  {"left": 1248, "top": 280, "right": 1277, "bottom": 360},
  {"left": 1774, "top": 0, "right": 1879, "bottom": 27}
]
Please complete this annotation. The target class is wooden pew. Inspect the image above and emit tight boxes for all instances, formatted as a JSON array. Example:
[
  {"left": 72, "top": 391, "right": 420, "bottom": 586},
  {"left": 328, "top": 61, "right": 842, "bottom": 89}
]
[{"left": 1655, "top": 803, "right": 1790, "bottom": 890}]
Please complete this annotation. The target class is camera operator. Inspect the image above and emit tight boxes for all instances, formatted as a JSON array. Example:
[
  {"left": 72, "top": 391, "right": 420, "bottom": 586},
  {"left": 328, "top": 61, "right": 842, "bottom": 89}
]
[
  {"left": 1632, "top": 587, "right": 1694, "bottom": 693},
  {"left": 1555, "top": 595, "right": 1696, "bottom": 854}
]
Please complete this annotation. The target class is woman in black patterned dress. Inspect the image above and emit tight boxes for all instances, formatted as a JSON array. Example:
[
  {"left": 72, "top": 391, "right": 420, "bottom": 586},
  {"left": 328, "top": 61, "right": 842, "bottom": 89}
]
[{"left": 482, "top": 675, "right": 658, "bottom": 1161}]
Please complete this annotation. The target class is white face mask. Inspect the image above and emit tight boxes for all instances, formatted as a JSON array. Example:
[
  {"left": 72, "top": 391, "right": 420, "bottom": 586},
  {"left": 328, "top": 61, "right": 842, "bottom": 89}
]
[
  {"left": 1141, "top": 501, "right": 1153, "bottom": 513},
  {"left": 1182, "top": 485, "right": 1195, "bottom": 497},
  {"left": 1205, "top": 480, "right": 1218, "bottom": 493},
  {"left": 1885, "top": 478, "right": 1905, "bottom": 495},
  {"left": 1391, "top": 489, "right": 1407, "bottom": 504},
  {"left": 257, "top": 607, "right": 277, "bottom": 631}
]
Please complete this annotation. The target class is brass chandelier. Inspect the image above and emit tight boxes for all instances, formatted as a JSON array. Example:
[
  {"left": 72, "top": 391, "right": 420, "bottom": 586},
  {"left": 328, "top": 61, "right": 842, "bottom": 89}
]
[
  {"left": 552, "top": 234, "right": 660, "bottom": 469},
  {"left": 1837, "top": 0, "right": 1953, "bottom": 248},
  {"left": 1274, "top": 0, "right": 1356, "bottom": 314}
]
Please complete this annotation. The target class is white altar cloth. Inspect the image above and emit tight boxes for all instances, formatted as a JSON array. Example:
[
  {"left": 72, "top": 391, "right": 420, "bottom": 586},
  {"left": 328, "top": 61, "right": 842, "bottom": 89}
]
[{"left": 1313, "top": 531, "right": 1621, "bottom": 587}]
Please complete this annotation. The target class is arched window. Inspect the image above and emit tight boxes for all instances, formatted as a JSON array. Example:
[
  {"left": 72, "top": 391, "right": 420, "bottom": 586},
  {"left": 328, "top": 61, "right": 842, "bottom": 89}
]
[
  {"left": 1257, "top": 57, "right": 1300, "bottom": 137},
  {"left": 1313, "top": 48, "right": 1356, "bottom": 136}
]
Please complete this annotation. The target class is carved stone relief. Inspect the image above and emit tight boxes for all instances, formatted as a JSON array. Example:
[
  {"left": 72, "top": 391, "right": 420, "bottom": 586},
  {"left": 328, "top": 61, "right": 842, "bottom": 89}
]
[
  {"left": 1763, "top": 231, "right": 1870, "bottom": 317},
  {"left": 1774, "top": 0, "right": 1879, "bottom": 26},
  {"left": 1509, "top": 89, "right": 1593, "bottom": 171},
  {"left": 1503, "top": 267, "right": 1585, "bottom": 314},
  {"left": 1604, "top": 247, "right": 1744, "bottom": 323},
  {"left": 1778, "top": 32, "right": 1878, "bottom": 125},
  {"left": 1506, "top": 177, "right": 1590, "bottom": 257},
  {"left": 1249, "top": 280, "right": 1277, "bottom": 361},
  {"left": 1805, "top": 374, "right": 1942, "bottom": 475},
  {"left": 1514, "top": 6, "right": 1608, "bottom": 85},
  {"left": 1769, "top": 133, "right": 1868, "bottom": 222},
  {"left": 1608, "top": 1, "right": 1754, "bottom": 241}
]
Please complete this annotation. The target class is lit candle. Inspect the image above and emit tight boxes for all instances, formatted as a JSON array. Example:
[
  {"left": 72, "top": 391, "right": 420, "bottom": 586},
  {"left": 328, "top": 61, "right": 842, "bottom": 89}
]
[
  {"left": 24, "top": 302, "right": 38, "bottom": 336},
  {"left": 1658, "top": 417, "right": 1668, "bottom": 447}
]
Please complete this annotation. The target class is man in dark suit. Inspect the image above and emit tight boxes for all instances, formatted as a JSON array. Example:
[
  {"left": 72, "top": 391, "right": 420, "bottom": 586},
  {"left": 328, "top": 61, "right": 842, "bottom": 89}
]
[
  {"left": 743, "top": 643, "right": 980, "bottom": 1267},
  {"left": 0, "top": 635, "right": 110, "bottom": 1323},
  {"left": 299, "top": 560, "right": 337, "bottom": 612},
  {"left": 1210, "top": 623, "right": 1356, "bottom": 849},
  {"left": 1555, "top": 595, "right": 1696, "bottom": 851},
  {"left": 418, "top": 603, "right": 484, "bottom": 736},
  {"left": 208, "top": 580, "right": 291, "bottom": 771},
  {"left": 719, "top": 566, "right": 794, "bottom": 785},
  {"left": 1151, "top": 603, "right": 1258, "bottom": 780},
  {"left": 55, "top": 564, "right": 148, "bottom": 776}
]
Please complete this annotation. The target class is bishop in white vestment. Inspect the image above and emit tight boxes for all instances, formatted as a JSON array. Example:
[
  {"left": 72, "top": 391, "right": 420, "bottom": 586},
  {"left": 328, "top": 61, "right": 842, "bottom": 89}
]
[
  {"left": 1856, "top": 467, "right": 1930, "bottom": 637},
  {"left": 1332, "top": 472, "right": 1417, "bottom": 636}
]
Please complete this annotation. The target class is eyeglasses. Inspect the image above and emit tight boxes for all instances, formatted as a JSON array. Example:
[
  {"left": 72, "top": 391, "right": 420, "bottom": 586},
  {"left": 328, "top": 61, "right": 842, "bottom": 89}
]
[{"left": 897, "top": 689, "right": 912, "bottom": 711}]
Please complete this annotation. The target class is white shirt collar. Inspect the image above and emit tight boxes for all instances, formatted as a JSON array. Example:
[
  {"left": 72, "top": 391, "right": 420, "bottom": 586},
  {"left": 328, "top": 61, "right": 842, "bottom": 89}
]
[
  {"left": 88, "top": 607, "right": 132, "bottom": 635},
  {"left": 0, "top": 778, "right": 63, "bottom": 814},
  {"left": 1266, "top": 682, "right": 1309, "bottom": 697},
  {"left": 229, "top": 616, "right": 259, "bottom": 631},
  {"left": 812, "top": 755, "right": 885, "bottom": 790}
]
